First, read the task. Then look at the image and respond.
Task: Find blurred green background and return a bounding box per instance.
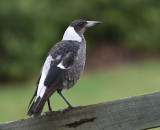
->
[0,0,160,127]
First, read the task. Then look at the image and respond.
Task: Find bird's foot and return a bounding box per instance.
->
[68,104,74,109]
[44,110,55,115]
[60,106,83,113]
[68,105,83,109]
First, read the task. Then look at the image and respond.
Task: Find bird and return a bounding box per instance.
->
[27,19,101,118]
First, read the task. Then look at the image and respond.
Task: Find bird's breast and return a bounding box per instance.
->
[62,42,86,90]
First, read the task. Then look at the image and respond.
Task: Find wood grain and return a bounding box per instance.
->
[1,91,160,130]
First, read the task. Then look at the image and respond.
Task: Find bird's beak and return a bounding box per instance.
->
[86,21,102,27]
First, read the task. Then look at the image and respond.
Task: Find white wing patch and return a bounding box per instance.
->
[37,74,46,98]
[37,55,53,98]
[56,55,61,60]
[57,61,66,69]
[62,26,82,42]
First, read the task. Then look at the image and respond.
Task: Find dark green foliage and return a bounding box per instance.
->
[0,0,160,81]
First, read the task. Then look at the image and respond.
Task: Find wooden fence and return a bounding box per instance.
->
[1,91,160,130]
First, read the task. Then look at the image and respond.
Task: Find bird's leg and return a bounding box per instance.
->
[44,99,54,114]
[47,99,52,112]
[57,90,73,108]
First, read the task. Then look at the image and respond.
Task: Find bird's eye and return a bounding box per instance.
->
[78,22,85,27]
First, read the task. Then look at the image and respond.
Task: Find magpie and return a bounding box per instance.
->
[27,19,101,118]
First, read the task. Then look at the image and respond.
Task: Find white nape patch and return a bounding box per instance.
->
[56,55,61,60]
[57,61,66,69]
[37,55,53,98]
[62,26,82,42]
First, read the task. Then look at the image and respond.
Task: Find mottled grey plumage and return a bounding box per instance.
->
[27,19,101,117]
[50,39,86,91]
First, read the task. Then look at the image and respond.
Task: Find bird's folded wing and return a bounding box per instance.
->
[44,52,75,87]
[43,40,80,87]
[33,52,76,113]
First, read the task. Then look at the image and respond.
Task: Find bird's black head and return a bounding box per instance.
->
[70,19,101,35]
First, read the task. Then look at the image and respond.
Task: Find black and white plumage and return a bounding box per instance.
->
[27,19,101,117]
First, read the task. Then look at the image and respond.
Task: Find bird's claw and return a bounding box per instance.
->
[44,110,55,115]
[60,106,82,113]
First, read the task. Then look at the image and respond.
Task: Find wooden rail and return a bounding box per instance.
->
[1,91,160,130]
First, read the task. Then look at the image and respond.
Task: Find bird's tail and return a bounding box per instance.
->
[27,87,58,118]
[27,96,45,118]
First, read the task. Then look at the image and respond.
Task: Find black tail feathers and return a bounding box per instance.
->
[27,96,41,117]
[33,106,44,118]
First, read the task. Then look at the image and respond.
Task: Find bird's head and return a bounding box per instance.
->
[62,19,101,42]
[70,19,101,34]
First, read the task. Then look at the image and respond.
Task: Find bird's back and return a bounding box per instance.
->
[49,39,86,91]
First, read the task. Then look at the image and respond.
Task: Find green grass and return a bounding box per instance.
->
[0,59,160,128]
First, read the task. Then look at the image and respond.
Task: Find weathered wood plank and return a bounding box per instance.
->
[1,91,160,130]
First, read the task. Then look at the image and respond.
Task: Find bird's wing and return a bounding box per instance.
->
[44,52,75,87]
[34,41,79,113]
[44,40,79,87]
